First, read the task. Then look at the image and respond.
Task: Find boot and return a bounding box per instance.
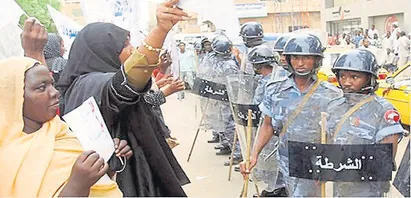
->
[224,156,243,166]
[207,135,219,143]
[214,144,225,150]
[260,187,288,197]
[215,147,231,155]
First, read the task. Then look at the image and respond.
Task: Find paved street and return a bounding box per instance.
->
[162,91,409,197]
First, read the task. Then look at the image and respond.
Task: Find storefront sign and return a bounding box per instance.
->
[235,3,267,18]
[332,6,351,20]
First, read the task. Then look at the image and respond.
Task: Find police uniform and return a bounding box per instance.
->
[326,94,404,197]
[258,33,344,197]
[199,36,242,157]
[259,77,342,197]
[326,49,404,197]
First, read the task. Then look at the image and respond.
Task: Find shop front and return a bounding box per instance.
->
[328,18,361,35]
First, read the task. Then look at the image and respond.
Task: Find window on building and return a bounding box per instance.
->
[72,9,83,17]
[325,0,334,8]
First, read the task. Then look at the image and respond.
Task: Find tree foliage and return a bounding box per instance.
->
[16,0,61,32]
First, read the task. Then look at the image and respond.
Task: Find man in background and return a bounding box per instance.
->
[177,42,196,99]
[368,25,379,39]
[398,31,410,67]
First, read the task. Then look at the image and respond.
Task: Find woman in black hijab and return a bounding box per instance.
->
[57,0,190,196]
[43,33,67,82]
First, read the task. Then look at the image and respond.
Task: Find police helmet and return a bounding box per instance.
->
[283,33,324,57]
[332,49,379,92]
[273,34,293,53]
[332,49,379,77]
[211,35,232,56]
[239,22,264,39]
[283,34,325,76]
[247,45,278,65]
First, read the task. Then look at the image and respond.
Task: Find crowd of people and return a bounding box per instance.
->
[0,0,408,196]
[328,23,411,72]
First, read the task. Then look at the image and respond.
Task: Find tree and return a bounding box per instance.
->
[15,0,61,32]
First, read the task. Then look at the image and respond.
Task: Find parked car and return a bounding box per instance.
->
[375,63,410,127]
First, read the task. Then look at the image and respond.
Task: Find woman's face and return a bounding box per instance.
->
[23,65,60,123]
[118,35,134,64]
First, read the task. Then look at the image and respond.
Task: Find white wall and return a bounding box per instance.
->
[321,0,411,33]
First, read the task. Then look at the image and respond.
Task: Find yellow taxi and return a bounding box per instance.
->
[376,63,411,127]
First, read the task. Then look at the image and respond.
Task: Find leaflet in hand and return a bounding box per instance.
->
[63,97,114,162]
[176,0,201,13]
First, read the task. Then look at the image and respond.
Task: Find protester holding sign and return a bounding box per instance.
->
[0,18,125,197]
[57,0,190,196]
[326,49,403,197]
[240,34,343,196]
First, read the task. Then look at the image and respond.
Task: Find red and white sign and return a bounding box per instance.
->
[384,15,398,33]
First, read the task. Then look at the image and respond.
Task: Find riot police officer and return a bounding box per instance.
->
[248,45,279,104]
[240,33,342,197]
[273,33,293,69]
[327,49,403,197]
[247,45,288,197]
[238,22,266,74]
[198,36,242,164]
[247,43,290,197]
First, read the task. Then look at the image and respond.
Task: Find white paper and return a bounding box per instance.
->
[63,97,115,162]
[47,5,83,59]
[176,0,201,13]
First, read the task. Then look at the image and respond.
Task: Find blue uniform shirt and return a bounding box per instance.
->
[259,76,342,197]
[326,93,404,197]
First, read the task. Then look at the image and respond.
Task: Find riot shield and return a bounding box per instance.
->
[393,141,410,197]
[226,74,277,190]
[285,93,401,197]
[193,53,230,134]
[187,53,240,162]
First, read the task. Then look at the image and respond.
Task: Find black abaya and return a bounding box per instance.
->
[57,22,190,197]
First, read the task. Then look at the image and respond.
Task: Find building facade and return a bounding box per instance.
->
[178,0,322,34]
[321,0,411,36]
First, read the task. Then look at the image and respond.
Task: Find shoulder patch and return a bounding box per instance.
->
[384,110,401,124]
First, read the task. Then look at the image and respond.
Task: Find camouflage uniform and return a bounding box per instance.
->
[259,77,342,197]
[326,94,404,197]
[199,53,241,156]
